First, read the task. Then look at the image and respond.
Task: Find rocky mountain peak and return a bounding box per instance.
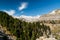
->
[49,9,60,14]
[40,9,60,21]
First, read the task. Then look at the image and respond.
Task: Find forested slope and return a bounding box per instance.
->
[0,11,51,40]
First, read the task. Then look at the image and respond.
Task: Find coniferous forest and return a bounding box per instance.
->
[0,11,51,40]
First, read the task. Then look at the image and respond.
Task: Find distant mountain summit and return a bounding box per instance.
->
[49,9,60,14]
[40,9,60,21]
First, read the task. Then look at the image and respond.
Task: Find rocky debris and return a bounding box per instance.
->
[36,35,57,40]
[0,24,16,40]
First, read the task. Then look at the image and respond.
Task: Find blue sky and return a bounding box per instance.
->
[0,0,60,16]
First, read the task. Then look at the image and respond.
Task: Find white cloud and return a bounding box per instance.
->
[19,2,28,11]
[4,10,15,15]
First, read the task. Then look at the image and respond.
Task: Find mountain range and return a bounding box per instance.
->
[40,9,60,21]
[15,9,60,22]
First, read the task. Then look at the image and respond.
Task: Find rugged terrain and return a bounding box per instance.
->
[38,9,60,40]
[0,24,16,40]
[0,9,60,40]
[16,9,60,40]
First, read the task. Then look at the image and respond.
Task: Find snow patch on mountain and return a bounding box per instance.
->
[19,15,40,22]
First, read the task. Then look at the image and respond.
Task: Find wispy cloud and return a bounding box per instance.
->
[4,10,15,15]
[19,2,28,11]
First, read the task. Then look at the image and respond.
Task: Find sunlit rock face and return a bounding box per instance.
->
[36,37,56,40]
[49,9,60,14]
[40,9,60,20]
[36,35,57,40]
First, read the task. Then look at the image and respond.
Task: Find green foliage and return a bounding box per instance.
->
[0,11,51,40]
